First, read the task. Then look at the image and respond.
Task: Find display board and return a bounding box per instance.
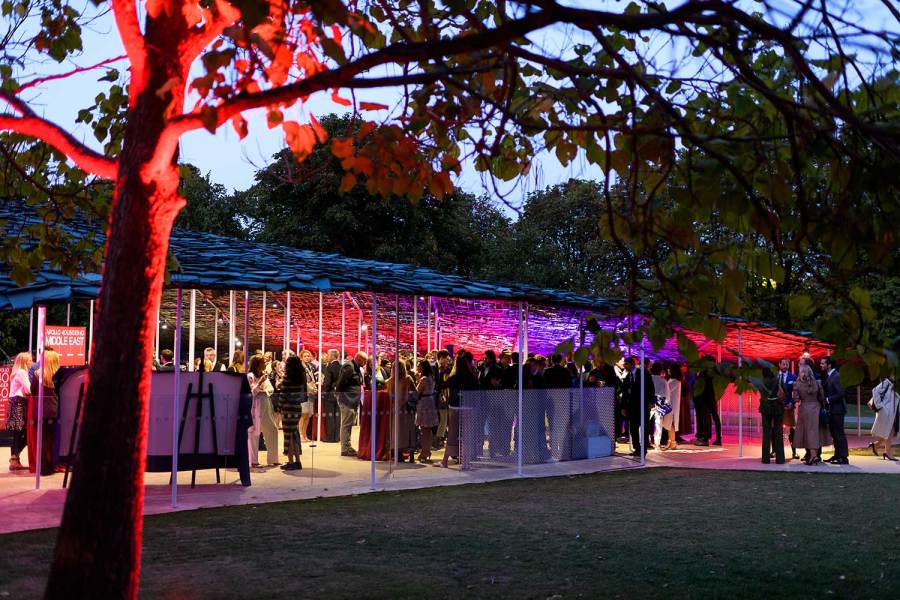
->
[45,325,87,366]
[57,369,248,473]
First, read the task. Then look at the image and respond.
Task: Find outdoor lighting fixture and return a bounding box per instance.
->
[161,323,168,330]
[361,324,368,331]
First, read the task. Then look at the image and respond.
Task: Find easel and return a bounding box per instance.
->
[173,365,221,488]
[62,382,85,489]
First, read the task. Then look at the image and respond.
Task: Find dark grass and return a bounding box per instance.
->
[1,468,899,599]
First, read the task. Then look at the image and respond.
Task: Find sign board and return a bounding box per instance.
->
[44,325,87,367]
[0,364,10,430]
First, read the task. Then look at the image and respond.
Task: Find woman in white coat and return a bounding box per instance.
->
[662,364,683,450]
[868,377,899,461]
[248,354,280,467]
[650,362,669,449]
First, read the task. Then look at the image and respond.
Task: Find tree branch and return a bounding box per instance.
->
[111,0,148,105]
[0,92,118,179]
[17,55,128,93]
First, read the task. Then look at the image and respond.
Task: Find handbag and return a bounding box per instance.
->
[655,395,672,416]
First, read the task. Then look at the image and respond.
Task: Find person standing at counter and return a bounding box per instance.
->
[336,352,367,457]
[7,352,32,471]
[28,349,61,475]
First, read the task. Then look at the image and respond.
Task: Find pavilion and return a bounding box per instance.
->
[0,204,833,497]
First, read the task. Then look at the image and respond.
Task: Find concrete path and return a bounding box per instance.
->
[2,431,895,535]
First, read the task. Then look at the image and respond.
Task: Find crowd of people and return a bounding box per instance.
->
[7,343,898,475]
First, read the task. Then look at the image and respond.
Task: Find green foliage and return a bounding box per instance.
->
[240,114,511,278]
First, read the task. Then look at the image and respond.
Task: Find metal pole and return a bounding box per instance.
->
[413,297,418,371]
[243,291,250,371]
[640,338,646,466]
[341,292,346,360]
[155,304,161,362]
[738,328,744,458]
[66,303,71,326]
[357,306,362,353]
[426,296,432,353]
[188,290,196,371]
[35,306,46,489]
[262,291,267,354]
[28,306,33,354]
[229,290,236,362]
[394,295,400,465]
[857,386,862,437]
[88,300,94,361]
[517,302,524,476]
[213,308,218,363]
[285,291,291,355]
[371,294,378,490]
[172,289,183,507]
[318,292,324,441]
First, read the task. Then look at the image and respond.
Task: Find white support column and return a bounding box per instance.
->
[285,292,292,356]
[394,295,400,465]
[228,291,236,362]
[172,289,183,507]
[243,291,250,371]
[523,305,529,356]
[87,300,94,361]
[188,290,196,371]
[317,292,324,440]
[28,306,34,354]
[341,292,346,360]
[640,338,646,467]
[357,306,362,354]
[738,328,744,458]
[261,291,267,354]
[66,303,71,326]
[426,296,432,353]
[155,304,161,362]
[370,294,378,491]
[413,297,418,371]
[213,308,218,362]
[35,306,46,489]
[517,302,524,476]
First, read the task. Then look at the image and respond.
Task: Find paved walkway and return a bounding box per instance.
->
[2,431,896,535]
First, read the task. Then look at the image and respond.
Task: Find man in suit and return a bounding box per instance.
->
[318,349,342,442]
[203,347,227,372]
[156,349,175,372]
[778,358,799,459]
[623,357,654,457]
[821,356,849,464]
[335,351,367,456]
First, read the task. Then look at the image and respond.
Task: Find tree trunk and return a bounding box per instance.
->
[45,22,185,596]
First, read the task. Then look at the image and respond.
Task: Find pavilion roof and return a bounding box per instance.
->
[0,203,832,361]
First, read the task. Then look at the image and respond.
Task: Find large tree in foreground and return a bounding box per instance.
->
[0,0,898,596]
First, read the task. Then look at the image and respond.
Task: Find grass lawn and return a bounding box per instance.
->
[2,468,899,599]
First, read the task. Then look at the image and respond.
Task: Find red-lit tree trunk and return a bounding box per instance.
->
[45,14,186,598]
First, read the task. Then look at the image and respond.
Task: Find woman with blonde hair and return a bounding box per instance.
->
[28,349,61,475]
[227,350,245,374]
[868,376,899,461]
[792,363,831,465]
[7,352,33,471]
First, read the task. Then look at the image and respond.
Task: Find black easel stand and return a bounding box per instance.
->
[62,382,85,489]
[173,366,221,488]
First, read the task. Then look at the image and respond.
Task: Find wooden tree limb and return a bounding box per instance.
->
[0,92,117,179]
[111,0,148,104]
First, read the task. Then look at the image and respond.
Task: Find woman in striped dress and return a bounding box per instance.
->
[275,355,306,471]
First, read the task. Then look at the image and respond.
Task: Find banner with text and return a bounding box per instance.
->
[45,325,87,367]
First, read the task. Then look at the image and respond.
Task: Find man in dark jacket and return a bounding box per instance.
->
[335,351,367,456]
[623,356,654,457]
[821,356,849,464]
[319,349,343,442]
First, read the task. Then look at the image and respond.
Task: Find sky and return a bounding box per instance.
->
[14,1,896,213]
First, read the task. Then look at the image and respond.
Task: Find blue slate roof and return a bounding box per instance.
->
[0,202,624,314]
